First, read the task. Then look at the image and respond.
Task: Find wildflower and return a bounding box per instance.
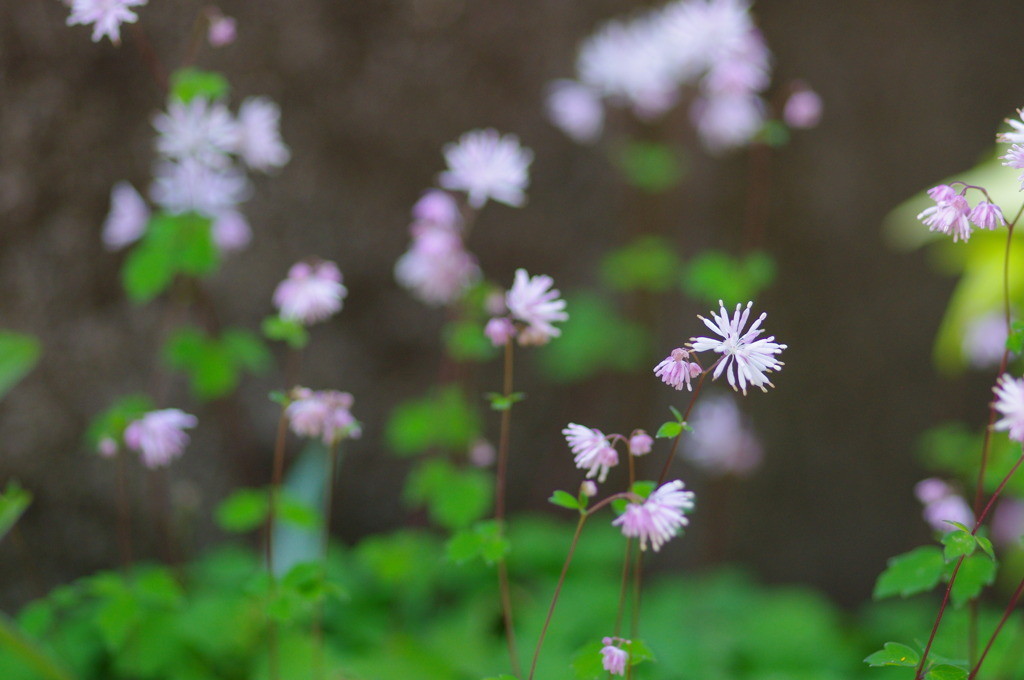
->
[150,158,251,216]
[97,436,118,458]
[273,260,347,325]
[963,313,1009,368]
[505,269,568,344]
[286,388,361,445]
[394,227,480,306]
[969,201,1006,230]
[66,0,147,45]
[580,480,598,497]
[545,80,604,143]
[233,97,290,172]
[211,210,252,252]
[993,374,1024,442]
[124,408,198,468]
[412,189,461,229]
[102,181,149,250]
[438,129,533,209]
[783,85,823,129]
[468,438,496,467]
[914,478,973,533]
[689,301,786,395]
[153,98,237,168]
[207,14,236,47]
[562,423,618,483]
[997,109,1024,145]
[690,92,764,152]
[601,638,629,676]
[484,317,516,347]
[685,394,762,476]
[1003,145,1024,188]
[992,498,1024,547]
[629,430,654,456]
[612,479,695,551]
[653,347,702,391]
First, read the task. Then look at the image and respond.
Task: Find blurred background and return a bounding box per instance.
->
[3,0,1024,613]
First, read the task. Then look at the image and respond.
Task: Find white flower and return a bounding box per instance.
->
[211,210,252,253]
[233,97,290,172]
[273,260,347,325]
[505,269,568,344]
[438,129,533,209]
[562,423,618,482]
[690,92,764,153]
[612,480,695,552]
[124,408,198,468]
[689,300,786,395]
[993,374,1024,442]
[153,98,237,168]
[102,181,149,250]
[66,0,147,45]
[150,158,251,216]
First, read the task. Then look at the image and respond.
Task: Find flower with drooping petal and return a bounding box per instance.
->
[685,394,762,476]
[653,347,703,391]
[993,373,1024,442]
[629,430,654,456]
[233,97,290,172]
[438,129,533,209]
[563,423,618,482]
[969,201,1005,231]
[484,317,516,347]
[580,480,598,497]
[273,260,347,325]
[505,269,568,344]
[546,79,604,143]
[124,408,198,469]
[102,181,150,250]
[1003,144,1024,189]
[153,98,237,168]
[917,188,972,242]
[66,0,147,45]
[612,479,695,551]
[601,638,629,676]
[689,301,786,395]
[286,388,361,445]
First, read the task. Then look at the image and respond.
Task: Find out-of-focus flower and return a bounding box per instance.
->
[563,423,618,483]
[580,480,598,497]
[154,98,237,168]
[916,186,972,243]
[914,478,973,533]
[629,430,654,456]
[783,86,823,129]
[150,158,251,216]
[395,226,480,306]
[102,181,150,250]
[1002,145,1024,188]
[685,394,762,476]
[653,347,703,391]
[691,92,764,153]
[438,129,533,209]
[963,313,1009,369]
[286,388,361,445]
[969,201,1005,231]
[412,189,461,228]
[505,269,568,344]
[207,14,236,47]
[233,97,290,172]
[97,436,118,458]
[211,210,252,252]
[612,479,695,551]
[468,438,496,467]
[66,0,147,45]
[484,317,516,347]
[273,260,347,325]
[994,374,1024,442]
[545,80,604,143]
[998,109,1024,145]
[992,498,1024,547]
[124,408,198,468]
[689,300,786,395]
[601,638,629,676]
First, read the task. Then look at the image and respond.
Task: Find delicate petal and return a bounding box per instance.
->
[563,423,618,482]
[66,0,147,44]
[993,373,1024,442]
[685,394,762,475]
[601,639,629,676]
[102,181,150,250]
[124,408,197,468]
[612,480,695,551]
[505,269,568,344]
[438,129,533,209]
[153,98,237,167]
[969,201,1006,230]
[653,347,702,391]
[286,388,361,445]
[233,97,290,172]
[545,79,604,143]
[688,300,786,395]
[395,225,480,306]
[273,260,347,325]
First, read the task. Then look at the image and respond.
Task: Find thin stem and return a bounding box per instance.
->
[115,449,134,570]
[968,573,1024,680]
[527,514,587,680]
[658,370,710,485]
[264,408,289,680]
[613,539,634,637]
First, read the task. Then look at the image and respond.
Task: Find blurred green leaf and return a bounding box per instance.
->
[85,394,155,451]
[0,332,40,400]
[948,553,996,607]
[926,664,968,680]
[446,520,508,565]
[215,488,270,533]
[404,460,491,530]
[0,482,31,544]
[262,315,309,350]
[170,68,230,103]
[122,213,218,303]
[681,250,776,306]
[164,326,267,401]
[656,421,683,439]
[874,546,945,599]
[443,319,497,362]
[615,141,684,193]
[220,329,271,373]
[485,392,525,412]
[548,490,580,511]
[863,641,920,667]
[1008,321,1024,354]
[386,386,480,457]
[941,530,976,562]
[601,236,682,293]
[276,490,321,530]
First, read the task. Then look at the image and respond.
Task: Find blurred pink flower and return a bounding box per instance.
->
[914,478,973,533]
[439,129,533,209]
[150,158,251,216]
[395,226,480,306]
[66,0,147,45]
[546,79,604,143]
[612,479,695,551]
[484,317,516,347]
[994,374,1024,442]
[233,97,290,172]
[629,430,654,456]
[286,388,361,445]
[563,423,618,483]
[273,260,347,325]
[124,408,198,468]
[412,189,461,228]
[102,181,149,250]
[154,98,237,168]
[685,394,762,476]
[783,86,823,129]
[211,210,252,252]
[207,14,236,47]
[601,638,629,676]
[506,269,568,344]
[653,347,702,391]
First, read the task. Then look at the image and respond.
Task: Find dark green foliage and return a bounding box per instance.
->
[385,386,480,457]
[0,331,40,400]
[614,141,684,193]
[170,68,230,103]
[681,250,776,306]
[601,236,682,293]
[163,326,270,400]
[122,213,219,303]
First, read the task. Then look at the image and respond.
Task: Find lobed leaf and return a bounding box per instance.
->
[873,546,945,599]
[863,641,920,667]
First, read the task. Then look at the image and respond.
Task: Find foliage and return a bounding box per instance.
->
[0,331,41,400]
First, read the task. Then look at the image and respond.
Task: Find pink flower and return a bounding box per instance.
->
[580,480,598,497]
[124,408,198,468]
[286,388,361,445]
[102,181,149,250]
[689,301,786,395]
[612,480,695,552]
[545,80,604,143]
[97,436,118,458]
[207,14,236,47]
[505,269,568,344]
[963,313,1009,369]
[438,129,533,209]
[998,109,1024,145]
[685,394,762,476]
[653,347,703,391]
[394,226,480,306]
[992,498,1024,547]
[484,317,516,347]
[629,430,654,456]
[691,92,764,153]
[153,98,237,168]
[917,188,972,242]
[412,190,461,228]
[993,374,1024,442]
[969,201,1005,231]
[601,638,629,676]
[233,97,290,172]
[66,0,147,45]
[783,86,823,129]
[562,423,618,483]
[273,260,347,325]
[150,158,251,216]
[211,210,252,253]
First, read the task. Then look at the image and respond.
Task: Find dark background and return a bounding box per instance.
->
[2,0,1021,610]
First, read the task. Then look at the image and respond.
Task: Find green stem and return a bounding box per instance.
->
[658,369,710,485]
[0,612,75,680]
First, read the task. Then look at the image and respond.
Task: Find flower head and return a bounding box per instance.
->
[916,187,973,242]
[685,394,762,476]
[505,269,568,344]
[689,301,786,395]
[286,388,361,445]
[102,181,150,250]
[545,80,604,143]
[601,638,629,676]
[124,408,198,468]
[562,423,619,483]
[994,373,1024,442]
[484,317,516,347]
[969,201,1006,231]
[783,85,822,129]
[66,0,147,45]
[233,97,290,172]
[998,109,1024,145]
[207,14,236,47]
[412,190,462,228]
[438,129,533,209]
[153,98,237,168]
[629,430,654,456]
[211,210,252,252]
[914,478,973,533]
[150,158,251,216]
[653,347,703,391]
[395,226,480,306]
[612,479,695,551]
[273,260,347,325]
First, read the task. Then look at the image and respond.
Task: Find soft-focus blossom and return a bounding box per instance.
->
[916,185,972,243]
[580,480,598,497]
[969,201,1005,230]
[629,430,654,456]
[914,478,973,533]
[468,438,496,467]
[484,317,516,347]
[612,479,695,551]
[395,226,480,306]
[601,638,629,676]
[545,80,604,143]
[124,408,198,468]
[207,14,236,47]
[563,423,619,483]
[233,97,290,172]
[691,92,764,153]
[653,347,703,391]
[963,313,1010,368]
[286,388,361,445]
[992,498,1024,547]
[1002,144,1024,188]
[102,181,150,250]
[154,98,237,168]
[689,301,786,395]
[412,189,462,228]
[783,86,823,129]
[438,129,533,209]
[97,436,118,458]
[66,0,147,44]
[998,109,1024,145]
[273,260,347,325]
[914,477,954,505]
[505,269,568,344]
[993,374,1024,442]
[150,158,251,216]
[211,210,252,252]
[685,394,762,476]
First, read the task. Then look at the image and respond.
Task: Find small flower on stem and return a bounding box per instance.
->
[286,388,361,445]
[505,269,568,345]
[916,185,972,242]
[233,97,290,172]
[629,430,654,456]
[438,129,533,209]
[914,478,973,533]
[969,201,1006,231]
[653,347,702,391]
[993,373,1024,442]
[998,109,1024,145]
[612,479,695,552]
[783,85,822,129]
[273,260,347,325]
[66,0,147,45]
[484,317,516,347]
[601,637,629,676]
[124,408,198,469]
[562,423,618,483]
[412,189,461,229]
[689,301,786,395]
[207,13,236,47]
[153,98,237,168]
[580,480,598,497]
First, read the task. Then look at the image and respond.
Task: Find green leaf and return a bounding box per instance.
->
[656,421,683,439]
[220,329,271,373]
[925,664,968,680]
[446,520,509,565]
[631,481,657,499]
[757,119,791,147]
[444,319,498,362]
[275,490,321,530]
[942,530,977,561]
[485,392,525,412]
[976,534,995,560]
[601,236,682,293]
[549,490,580,511]
[215,488,270,533]
[483,676,519,680]
[681,250,776,306]
[0,481,31,544]
[1007,320,1024,354]
[121,213,218,303]
[0,332,41,400]
[949,553,997,607]
[170,68,230,103]
[404,460,492,530]
[668,405,683,422]
[122,230,176,302]
[863,642,920,667]
[262,315,309,349]
[386,386,480,456]
[86,394,155,451]
[615,141,684,193]
[873,546,945,599]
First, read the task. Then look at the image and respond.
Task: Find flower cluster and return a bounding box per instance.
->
[916,184,1004,243]
[103,94,290,253]
[123,408,198,469]
[273,260,347,326]
[66,0,147,45]
[485,269,569,347]
[914,478,973,534]
[653,347,703,391]
[612,480,696,551]
[684,393,763,476]
[286,388,361,446]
